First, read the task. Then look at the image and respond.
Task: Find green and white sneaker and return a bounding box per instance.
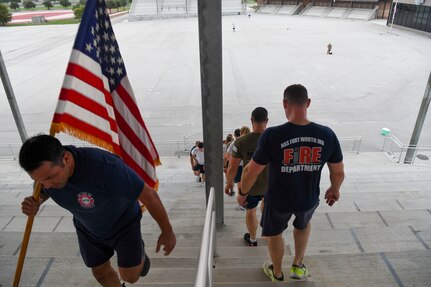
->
[289,264,310,279]
[262,261,284,282]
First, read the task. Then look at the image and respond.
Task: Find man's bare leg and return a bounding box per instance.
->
[91,261,122,287]
[245,208,258,241]
[293,223,311,266]
[267,233,284,278]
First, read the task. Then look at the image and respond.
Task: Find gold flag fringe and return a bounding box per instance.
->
[50,122,116,154]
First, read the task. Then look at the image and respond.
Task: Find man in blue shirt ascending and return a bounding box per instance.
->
[20,135,176,287]
[239,84,345,282]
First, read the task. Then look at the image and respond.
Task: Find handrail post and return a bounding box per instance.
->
[194,187,216,287]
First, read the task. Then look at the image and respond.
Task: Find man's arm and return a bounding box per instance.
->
[138,184,176,255]
[237,159,266,205]
[224,157,240,195]
[192,152,198,165]
[324,161,345,206]
[190,155,194,169]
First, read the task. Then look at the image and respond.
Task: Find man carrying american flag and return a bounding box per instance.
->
[16,0,176,286]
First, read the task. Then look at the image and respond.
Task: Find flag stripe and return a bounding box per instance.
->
[70,50,112,98]
[59,88,118,134]
[121,150,156,188]
[120,78,160,160]
[66,63,107,100]
[70,49,103,80]
[117,127,157,179]
[113,107,155,165]
[54,100,114,137]
[114,84,158,161]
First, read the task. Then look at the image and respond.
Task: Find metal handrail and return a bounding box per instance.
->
[193,187,216,287]
[339,136,362,154]
[0,135,364,160]
[382,135,431,165]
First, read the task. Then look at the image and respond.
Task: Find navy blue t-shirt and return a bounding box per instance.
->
[253,122,343,213]
[42,146,145,240]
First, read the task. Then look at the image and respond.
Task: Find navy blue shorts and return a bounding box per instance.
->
[234,165,243,183]
[261,201,319,237]
[195,164,205,174]
[74,214,144,268]
[243,194,264,209]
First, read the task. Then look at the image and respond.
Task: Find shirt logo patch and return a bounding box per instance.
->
[77,192,95,209]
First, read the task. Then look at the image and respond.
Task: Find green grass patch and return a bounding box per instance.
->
[7,18,79,26]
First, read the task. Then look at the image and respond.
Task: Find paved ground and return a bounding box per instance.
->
[0,14,430,151]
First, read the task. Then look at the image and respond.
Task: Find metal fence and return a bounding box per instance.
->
[382,135,431,166]
[339,136,362,154]
[0,135,363,161]
[193,187,216,287]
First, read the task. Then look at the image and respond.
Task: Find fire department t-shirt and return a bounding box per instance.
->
[42,146,144,240]
[252,122,343,213]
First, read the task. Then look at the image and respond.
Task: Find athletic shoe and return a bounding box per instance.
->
[140,240,151,277]
[243,233,257,247]
[262,261,284,282]
[289,264,309,279]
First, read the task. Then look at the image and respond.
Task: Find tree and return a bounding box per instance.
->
[43,0,53,9]
[0,3,11,26]
[59,0,70,8]
[116,0,126,11]
[106,0,116,13]
[10,1,19,9]
[72,3,84,19]
[23,0,36,9]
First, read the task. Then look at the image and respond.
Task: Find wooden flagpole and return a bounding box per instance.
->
[12,182,42,287]
[13,131,54,286]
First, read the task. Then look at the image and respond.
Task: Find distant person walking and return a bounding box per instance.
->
[190,141,201,182]
[240,84,344,282]
[192,142,205,183]
[224,128,241,196]
[226,107,269,246]
[327,43,333,55]
[232,23,236,32]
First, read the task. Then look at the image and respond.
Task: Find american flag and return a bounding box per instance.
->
[50,0,160,189]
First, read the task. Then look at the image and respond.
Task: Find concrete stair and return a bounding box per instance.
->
[1,152,431,286]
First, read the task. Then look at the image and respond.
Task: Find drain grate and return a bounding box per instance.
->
[416,154,429,161]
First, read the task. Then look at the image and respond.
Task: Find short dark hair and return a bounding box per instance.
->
[251,107,268,123]
[283,84,308,105]
[19,134,66,172]
[225,134,233,143]
[198,142,204,148]
[234,129,241,138]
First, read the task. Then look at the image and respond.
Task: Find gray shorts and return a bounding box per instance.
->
[261,201,319,237]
